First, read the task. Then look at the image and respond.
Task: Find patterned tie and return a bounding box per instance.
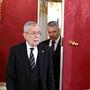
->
[51,41,55,51]
[29,48,35,68]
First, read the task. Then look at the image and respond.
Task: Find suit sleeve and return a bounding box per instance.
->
[47,48,55,90]
[6,47,16,90]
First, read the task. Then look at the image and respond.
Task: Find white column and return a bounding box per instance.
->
[38,0,48,42]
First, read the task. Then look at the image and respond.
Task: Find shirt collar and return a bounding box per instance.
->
[50,36,60,44]
[26,41,37,50]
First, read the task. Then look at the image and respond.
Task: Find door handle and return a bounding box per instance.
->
[69,40,79,46]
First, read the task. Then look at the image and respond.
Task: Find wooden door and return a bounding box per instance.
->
[62,0,90,90]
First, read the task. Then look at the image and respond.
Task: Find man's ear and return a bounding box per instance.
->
[23,33,27,40]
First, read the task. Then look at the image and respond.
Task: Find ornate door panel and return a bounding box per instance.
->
[63,0,90,90]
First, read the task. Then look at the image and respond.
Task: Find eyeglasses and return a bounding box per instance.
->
[27,32,41,36]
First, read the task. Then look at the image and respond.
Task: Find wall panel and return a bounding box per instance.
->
[0,0,37,81]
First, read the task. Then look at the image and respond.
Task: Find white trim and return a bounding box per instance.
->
[59,0,65,90]
[37,0,40,23]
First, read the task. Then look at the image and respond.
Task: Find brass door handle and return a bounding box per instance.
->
[69,40,79,46]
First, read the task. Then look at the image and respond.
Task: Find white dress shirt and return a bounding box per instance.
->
[26,41,38,64]
[49,36,60,51]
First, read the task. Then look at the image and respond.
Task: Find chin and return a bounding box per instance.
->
[34,42,39,46]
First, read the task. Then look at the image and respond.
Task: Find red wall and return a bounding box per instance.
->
[0,0,38,81]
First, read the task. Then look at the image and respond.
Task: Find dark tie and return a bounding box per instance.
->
[51,41,55,51]
[29,48,35,68]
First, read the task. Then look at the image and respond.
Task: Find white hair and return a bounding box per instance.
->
[23,21,38,32]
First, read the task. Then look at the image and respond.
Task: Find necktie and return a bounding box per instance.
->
[29,48,35,68]
[51,41,55,51]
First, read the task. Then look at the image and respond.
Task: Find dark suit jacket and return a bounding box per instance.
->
[40,38,61,90]
[6,42,55,90]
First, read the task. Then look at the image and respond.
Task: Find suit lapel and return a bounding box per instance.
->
[37,46,45,69]
[37,45,46,79]
[46,39,50,45]
[55,39,60,52]
[20,43,30,78]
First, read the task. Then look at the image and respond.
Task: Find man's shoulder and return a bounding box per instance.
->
[40,39,50,45]
[38,42,49,48]
[11,42,26,50]
[38,42,53,52]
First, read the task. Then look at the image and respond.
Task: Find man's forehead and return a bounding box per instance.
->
[48,27,57,31]
[48,30,57,33]
[29,26,40,31]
